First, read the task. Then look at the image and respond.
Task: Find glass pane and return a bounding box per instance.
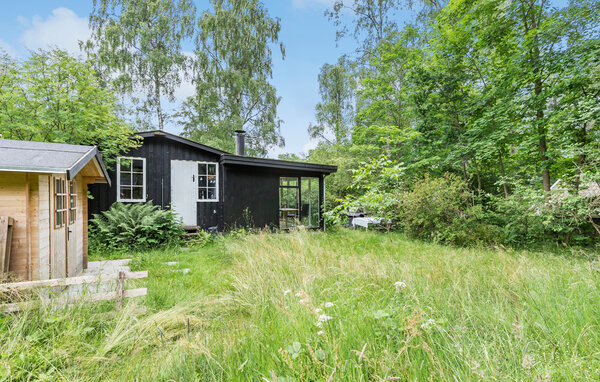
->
[207,175,216,187]
[207,164,216,175]
[132,173,144,186]
[280,177,298,187]
[120,174,131,186]
[279,187,298,209]
[198,175,206,187]
[69,181,74,194]
[70,195,75,209]
[132,187,143,200]
[132,159,144,172]
[198,163,207,176]
[120,158,131,172]
[120,187,131,200]
[207,188,216,200]
[301,177,320,227]
[199,188,207,200]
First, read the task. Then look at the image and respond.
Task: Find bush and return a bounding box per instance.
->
[90,202,184,250]
[398,174,500,246]
[491,184,597,246]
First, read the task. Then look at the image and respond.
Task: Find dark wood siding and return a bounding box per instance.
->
[222,164,325,230]
[88,135,222,230]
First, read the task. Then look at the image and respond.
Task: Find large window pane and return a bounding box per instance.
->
[301,177,320,227]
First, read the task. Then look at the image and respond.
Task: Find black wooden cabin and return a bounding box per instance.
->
[88,131,337,231]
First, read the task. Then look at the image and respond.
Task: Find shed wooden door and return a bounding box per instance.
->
[50,176,67,278]
[66,180,79,276]
[171,160,197,226]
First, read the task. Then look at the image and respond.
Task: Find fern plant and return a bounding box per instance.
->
[90,202,184,250]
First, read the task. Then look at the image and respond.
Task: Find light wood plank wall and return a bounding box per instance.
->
[0,172,28,279]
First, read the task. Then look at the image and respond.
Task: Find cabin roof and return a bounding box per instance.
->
[221,154,337,174]
[137,130,338,174]
[136,130,228,155]
[0,139,111,185]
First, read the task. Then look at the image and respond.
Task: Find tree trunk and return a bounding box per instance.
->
[498,149,509,197]
[155,80,164,131]
[575,122,588,193]
[473,156,482,195]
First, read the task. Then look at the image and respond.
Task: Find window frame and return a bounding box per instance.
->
[197,161,219,202]
[116,156,147,203]
[68,180,77,224]
[54,177,67,229]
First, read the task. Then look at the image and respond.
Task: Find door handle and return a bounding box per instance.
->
[192,175,195,182]
[68,228,72,240]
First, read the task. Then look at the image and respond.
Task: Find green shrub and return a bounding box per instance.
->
[90,202,184,250]
[491,184,597,246]
[398,174,500,245]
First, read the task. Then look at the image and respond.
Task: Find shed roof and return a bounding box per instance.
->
[0,139,111,185]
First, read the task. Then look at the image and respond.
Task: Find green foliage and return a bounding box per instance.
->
[3,230,600,380]
[308,57,355,145]
[398,174,499,245]
[90,202,184,250]
[178,0,284,157]
[0,49,138,167]
[87,0,197,130]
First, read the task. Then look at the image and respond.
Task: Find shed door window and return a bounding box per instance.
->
[117,157,146,202]
[69,181,77,224]
[198,163,218,201]
[54,178,67,228]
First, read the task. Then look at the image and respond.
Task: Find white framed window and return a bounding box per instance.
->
[117,156,146,202]
[197,162,219,202]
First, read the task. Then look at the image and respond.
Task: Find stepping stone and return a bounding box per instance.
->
[163,261,179,266]
[176,268,190,274]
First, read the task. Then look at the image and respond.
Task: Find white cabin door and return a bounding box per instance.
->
[171,160,197,226]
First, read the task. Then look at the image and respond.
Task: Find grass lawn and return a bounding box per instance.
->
[1,229,599,381]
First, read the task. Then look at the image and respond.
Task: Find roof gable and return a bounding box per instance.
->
[0,139,111,185]
[136,130,228,155]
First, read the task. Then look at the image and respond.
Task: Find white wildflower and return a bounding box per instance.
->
[324,302,334,308]
[318,314,333,323]
[295,292,302,298]
[317,330,325,336]
[420,318,436,329]
[299,299,308,305]
[394,281,407,289]
[315,321,323,328]
[315,308,323,314]
[284,289,292,296]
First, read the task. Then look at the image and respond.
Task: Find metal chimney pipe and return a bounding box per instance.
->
[235,130,246,156]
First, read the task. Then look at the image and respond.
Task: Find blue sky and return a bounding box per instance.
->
[0,0,360,157]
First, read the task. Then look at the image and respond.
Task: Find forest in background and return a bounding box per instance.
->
[302,0,600,247]
[1,0,600,246]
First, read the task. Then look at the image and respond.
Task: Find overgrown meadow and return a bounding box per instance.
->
[1,229,599,380]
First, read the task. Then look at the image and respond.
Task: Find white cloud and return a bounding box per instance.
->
[0,39,17,57]
[20,8,90,56]
[292,0,336,10]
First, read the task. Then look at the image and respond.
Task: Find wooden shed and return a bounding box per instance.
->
[0,139,110,281]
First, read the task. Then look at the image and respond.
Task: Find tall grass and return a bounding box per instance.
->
[1,229,599,380]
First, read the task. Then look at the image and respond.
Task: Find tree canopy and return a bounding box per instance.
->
[0,49,138,167]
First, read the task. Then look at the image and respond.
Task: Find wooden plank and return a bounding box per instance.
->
[2,288,147,313]
[0,217,14,276]
[0,270,148,291]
